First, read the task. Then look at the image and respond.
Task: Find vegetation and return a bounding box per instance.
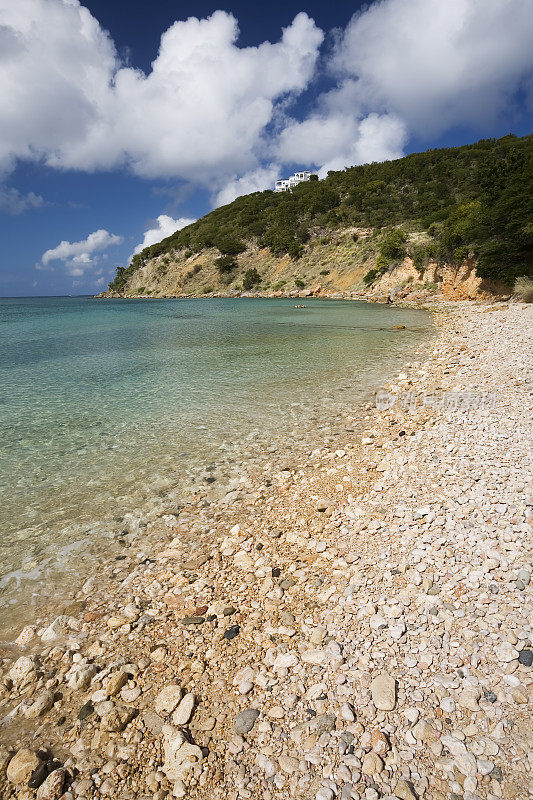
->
[242,268,261,290]
[109,134,533,293]
[215,255,237,273]
[514,276,533,302]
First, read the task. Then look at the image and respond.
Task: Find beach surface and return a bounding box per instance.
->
[0,301,531,800]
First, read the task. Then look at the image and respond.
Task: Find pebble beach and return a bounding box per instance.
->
[0,301,531,800]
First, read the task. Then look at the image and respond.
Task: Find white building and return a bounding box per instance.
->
[274,170,312,192]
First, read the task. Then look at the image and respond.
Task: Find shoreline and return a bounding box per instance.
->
[1,301,531,800]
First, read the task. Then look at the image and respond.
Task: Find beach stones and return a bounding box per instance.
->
[7,656,37,690]
[370,672,397,711]
[36,768,66,800]
[155,685,183,715]
[234,708,259,735]
[172,693,195,726]
[6,748,41,785]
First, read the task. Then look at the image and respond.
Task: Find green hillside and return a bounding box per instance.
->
[109,134,533,293]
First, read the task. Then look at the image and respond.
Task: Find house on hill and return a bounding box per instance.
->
[274,170,312,192]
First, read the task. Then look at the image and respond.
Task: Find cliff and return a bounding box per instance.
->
[101,134,532,300]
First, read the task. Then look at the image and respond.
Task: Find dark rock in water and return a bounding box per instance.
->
[78,701,94,720]
[233,708,259,734]
[223,625,240,640]
[181,616,205,625]
[518,649,532,666]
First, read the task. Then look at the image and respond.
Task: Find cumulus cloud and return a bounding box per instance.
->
[39,229,123,275]
[1,0,532,212]
[331,0,533,137]
[0,1,323,184]
[133,215,196,256]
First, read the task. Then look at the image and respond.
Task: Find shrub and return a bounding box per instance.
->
[288,241,304,260]
[216,235,246,255]
[242,268,261,290]
[215,255,237,273]
[295,278,305,288]
[352,233,359,242]
[137,287,146,294]
[202,286,214,294]
[514,276,533,302]
[320,270,330,275]
[379,229,407,261]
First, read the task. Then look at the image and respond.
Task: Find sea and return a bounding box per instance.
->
[0,296,432,641]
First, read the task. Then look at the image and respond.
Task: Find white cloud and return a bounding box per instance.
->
[133,214,196,256]
[40,229,123,275]
[0,186,44,214]
[214,165,281,207]
[331,0,533,137]
[0,1,323,184]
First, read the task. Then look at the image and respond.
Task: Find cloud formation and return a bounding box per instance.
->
[331,0,533,137]
[40,229,123,275]
[1,0,532,212]
[133,215,196,256]
[0,1,323,184]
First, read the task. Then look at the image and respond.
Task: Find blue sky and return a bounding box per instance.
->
[1,0,532,296]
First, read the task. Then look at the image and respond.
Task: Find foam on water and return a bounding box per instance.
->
[0,296,433,640]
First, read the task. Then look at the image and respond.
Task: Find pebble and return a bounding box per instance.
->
[234,708,260,735]
[370,672,396,711]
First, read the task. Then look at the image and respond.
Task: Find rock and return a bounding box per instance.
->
[141,709,164,736]
[370,672,397,711]
[155,685,183,716]
[518,649,532,666]
[15,625,37,646]
[105,670,128,697]
[6,748,40,785]
[171,693,195,726]
[223,625,240,640]
[362,751,384,775]
[394,778,418,800]
[68,664,98,691]
[100,705,137,732]
[24,690,55,719]
[8,656,37,689]
[40,616,70,643]
[301,648,326,665]
[36,769,66,800]
[411,720,436,743]
[180,616,205,626]
[371,728,390,755]
[234,708,260,735]
[495,642,518,662]
[278,754,299,773]
[315,499,330,512]
[161,725,203,782]
[457,688,481,712]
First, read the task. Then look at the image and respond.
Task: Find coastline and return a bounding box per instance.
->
[1,301,531,800]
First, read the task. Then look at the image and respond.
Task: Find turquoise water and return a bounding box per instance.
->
[0,296,432,638]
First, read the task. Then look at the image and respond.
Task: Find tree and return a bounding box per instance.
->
[242,268,261,290]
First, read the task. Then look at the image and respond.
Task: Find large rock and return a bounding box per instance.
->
[6,748,40,785]
[24,690,55,719]
[36,769,66,800]
[370,673,397,711]
[40,616,70,643]
[161,725,203,782]
[8,656,37,690]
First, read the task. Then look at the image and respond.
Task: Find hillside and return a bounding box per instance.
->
[104,134,533,299]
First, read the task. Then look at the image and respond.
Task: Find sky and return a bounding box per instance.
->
[1,0,532,296]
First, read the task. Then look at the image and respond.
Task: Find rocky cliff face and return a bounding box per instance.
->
[100,227,509,303]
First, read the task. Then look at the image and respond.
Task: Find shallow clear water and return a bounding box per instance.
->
[0,296,432,639]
